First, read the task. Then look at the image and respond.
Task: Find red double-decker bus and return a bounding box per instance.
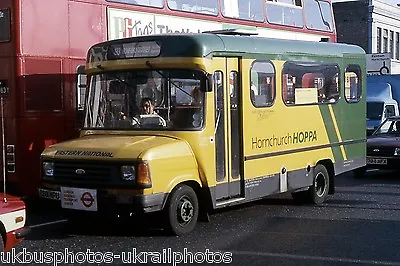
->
[0,0,336,197]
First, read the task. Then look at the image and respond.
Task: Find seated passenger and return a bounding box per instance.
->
[191,86,202,106]
[132,98,166,127]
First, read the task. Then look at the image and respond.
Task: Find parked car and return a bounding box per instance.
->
[365,116,400,172]
[0,193,29,251]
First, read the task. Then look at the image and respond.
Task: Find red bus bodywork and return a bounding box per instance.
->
[0,0,336,197]
[0,0,106,196]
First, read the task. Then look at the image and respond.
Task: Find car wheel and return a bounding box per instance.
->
[164,184,199,236]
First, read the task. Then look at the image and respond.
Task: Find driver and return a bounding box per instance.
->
[132,98,166,127]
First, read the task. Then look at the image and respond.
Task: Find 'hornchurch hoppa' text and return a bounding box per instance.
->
[252,131,317,149]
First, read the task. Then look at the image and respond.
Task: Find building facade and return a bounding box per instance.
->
[333,0,400,74]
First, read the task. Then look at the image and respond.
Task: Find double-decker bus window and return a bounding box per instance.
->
[345,65,362,103]
[24,61,63,112]
[221,0,264,22]
[168,0,218,16]
[266,0,303,28]
[303,0,333,32]
[107,0,164,8]
[0,9,11,42]
[250,61,276,107]
[282,62,340,105]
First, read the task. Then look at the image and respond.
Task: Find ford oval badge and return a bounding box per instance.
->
[75,169,85,175]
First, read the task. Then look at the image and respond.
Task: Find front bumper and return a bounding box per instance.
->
[38,186,167,214]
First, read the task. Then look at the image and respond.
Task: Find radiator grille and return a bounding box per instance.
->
[53,161,116,184]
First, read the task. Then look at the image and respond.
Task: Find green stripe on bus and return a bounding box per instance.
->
[318,105,344,162]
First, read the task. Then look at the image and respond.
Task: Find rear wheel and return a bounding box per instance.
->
[292,164,330,205]
[164,184,199,236]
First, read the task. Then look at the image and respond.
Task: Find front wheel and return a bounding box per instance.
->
[164,184,199,236]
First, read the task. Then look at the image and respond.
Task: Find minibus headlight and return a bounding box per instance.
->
[42,162,54,177]
[121,165,136,181]
[394,148,400,156]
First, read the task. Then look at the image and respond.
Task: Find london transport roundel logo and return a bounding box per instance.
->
[80,192,94,208]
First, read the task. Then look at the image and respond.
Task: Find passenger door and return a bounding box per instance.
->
[213,57,243,201]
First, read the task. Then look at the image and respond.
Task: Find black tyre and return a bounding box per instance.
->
[292,164,330,205]
[164,184,199,236]
[309,164,330,205]
[353,166,366,178]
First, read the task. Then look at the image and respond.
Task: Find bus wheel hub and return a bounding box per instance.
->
[178,197,193,223]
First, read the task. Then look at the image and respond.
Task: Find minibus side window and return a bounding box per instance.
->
[345,64,362,103]
[282,62,340,105]
[250,61,276,107]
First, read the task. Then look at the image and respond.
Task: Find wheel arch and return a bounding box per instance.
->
[162,180,212,215]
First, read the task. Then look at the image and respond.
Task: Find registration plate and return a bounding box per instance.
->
[366,157,387,165]
[38,188,60,200]
[60,187,98,212]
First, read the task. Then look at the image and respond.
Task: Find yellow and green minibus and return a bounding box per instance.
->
[39,32,366,235]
